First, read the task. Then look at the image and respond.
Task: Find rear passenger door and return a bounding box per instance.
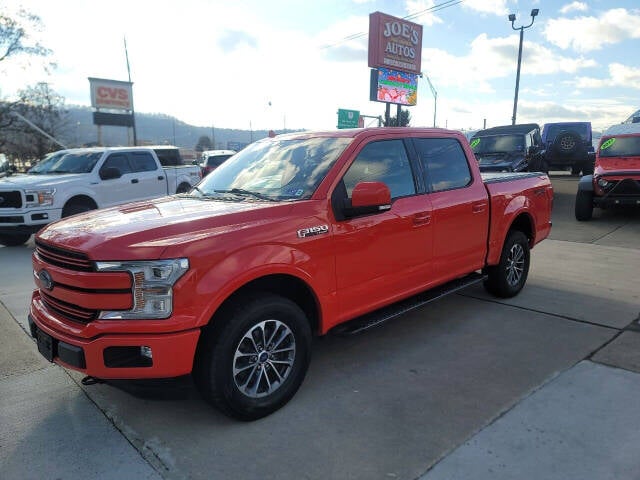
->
[128,151,167,199]
[332,138,434,321]
[412,137,489,282]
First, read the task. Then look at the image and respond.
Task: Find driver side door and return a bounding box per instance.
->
[331,138,434,323]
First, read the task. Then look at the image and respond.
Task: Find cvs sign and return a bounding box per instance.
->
[89,77,133,111]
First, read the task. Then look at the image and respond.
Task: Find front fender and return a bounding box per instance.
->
[188,243,331,329]
[578,175,594,192]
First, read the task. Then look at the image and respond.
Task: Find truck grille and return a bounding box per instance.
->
[0,191,22,208]
[609,179,640,195]
[41,292,98,324]
[35,240,94,272]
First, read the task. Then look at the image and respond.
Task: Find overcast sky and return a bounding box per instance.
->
[2,0,639,133]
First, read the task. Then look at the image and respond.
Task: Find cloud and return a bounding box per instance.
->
[424,33,596,90]
[404,0,445,26]
[560,2,588,14]
[461,0,509,16]
[544,8,640,52]
[575,63,640,89]
[217,30,258,52]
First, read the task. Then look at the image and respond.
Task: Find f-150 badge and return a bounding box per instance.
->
[297,225,329,238]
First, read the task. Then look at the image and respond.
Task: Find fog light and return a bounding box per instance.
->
[140,346,153,359]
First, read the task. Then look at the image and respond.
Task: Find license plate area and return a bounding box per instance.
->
[36,329,56,362]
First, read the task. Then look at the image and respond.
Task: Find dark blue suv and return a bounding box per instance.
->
[541,122,595,175]
[469,123,546,173]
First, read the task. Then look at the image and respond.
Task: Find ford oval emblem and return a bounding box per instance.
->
[39,269,54,291]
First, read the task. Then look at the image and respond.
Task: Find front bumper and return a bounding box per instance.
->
[0,207,62,235]
[593,195,640,208]
[29,292,201,379]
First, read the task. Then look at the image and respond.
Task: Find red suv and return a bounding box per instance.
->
[575,123,640,220]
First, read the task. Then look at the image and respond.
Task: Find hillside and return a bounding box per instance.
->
[63,106,292,150]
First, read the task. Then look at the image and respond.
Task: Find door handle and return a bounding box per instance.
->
[472,202,487,213]
[413,212,431,226]
[131,178,139,184]
[158,176,164,181]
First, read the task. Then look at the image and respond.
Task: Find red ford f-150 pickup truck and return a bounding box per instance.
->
[28,128,553,420]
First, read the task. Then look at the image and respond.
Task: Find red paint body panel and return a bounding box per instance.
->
[29,127,552,379]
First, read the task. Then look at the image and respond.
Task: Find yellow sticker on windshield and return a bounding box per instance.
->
[470,138,480,148]
[600,138,616,150]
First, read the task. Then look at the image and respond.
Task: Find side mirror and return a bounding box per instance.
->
[352,181,391,208]
[100,167,122,180]
[192,160,200,165]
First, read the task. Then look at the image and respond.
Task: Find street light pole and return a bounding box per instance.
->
[509,9,539,125]
[425,75,437,128]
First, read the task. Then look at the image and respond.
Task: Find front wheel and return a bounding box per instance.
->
[0,233,31,246]
[575,189,594,221]
[483,230,530,298]
[193,293,312,421]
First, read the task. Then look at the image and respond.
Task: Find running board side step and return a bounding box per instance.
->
[330,272,487,336]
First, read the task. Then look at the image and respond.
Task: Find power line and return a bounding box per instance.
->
[321,0,464,50]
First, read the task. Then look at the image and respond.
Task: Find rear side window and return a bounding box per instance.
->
[414,138,472,192]
[342,139,416,199]
[154,149,181,166]
[102,153,132,175]
[207,155,232,167]
[130,152,158,172]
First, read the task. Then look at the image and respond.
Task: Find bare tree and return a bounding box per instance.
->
[1,83,68,160]
[0,8,51,64]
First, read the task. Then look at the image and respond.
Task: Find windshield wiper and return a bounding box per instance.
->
[214,188,278,202]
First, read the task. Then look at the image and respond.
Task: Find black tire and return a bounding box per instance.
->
[0,233,31,246]
[193,293,312,421]
[581,160,594,175]
[176,183,191,194]
[62,201,95,218]
[483,230,530,298]
[575,189,594,221]
[571,164,581,175]
[553,130,582,156]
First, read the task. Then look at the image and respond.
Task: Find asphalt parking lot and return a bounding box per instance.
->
[1,173,639,480]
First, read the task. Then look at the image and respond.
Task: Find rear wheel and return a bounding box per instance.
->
[193,293,312,421]
[176,183,191,194]
[483,230,530,298]
[0,233,31,246]
[575,189,594,221]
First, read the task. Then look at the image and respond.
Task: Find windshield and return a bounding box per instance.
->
[544,124,589,142]
[599,136,640,158]
[28,151,102,174]
[470,134,524,154]
[192,136,352,201]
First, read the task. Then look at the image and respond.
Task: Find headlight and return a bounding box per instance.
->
[95,258,189,319]
[596,177,610,188]
[25,188,56,207]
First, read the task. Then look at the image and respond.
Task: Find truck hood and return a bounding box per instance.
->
[595,156,640,175]
[476,152,526,171]
[0,173,87,188]
[37,196,293,260]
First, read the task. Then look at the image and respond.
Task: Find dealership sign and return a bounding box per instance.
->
[368,12,423,75]
[89,77,133,111]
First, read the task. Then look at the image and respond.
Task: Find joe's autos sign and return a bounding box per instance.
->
[89,77,133,111]
[368,12,423,75]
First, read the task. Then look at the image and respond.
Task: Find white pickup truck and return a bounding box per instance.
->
[0,147,201,246]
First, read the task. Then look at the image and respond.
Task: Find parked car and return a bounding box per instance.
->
[575,122,640,220]
[199,149,236,176]
[0,146,201,246]
[28,127,553,420]
[542,121,595,175]
[469,123,546,173]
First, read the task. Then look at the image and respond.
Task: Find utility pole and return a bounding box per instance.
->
[124,37,137,145]
[424,75,437,128]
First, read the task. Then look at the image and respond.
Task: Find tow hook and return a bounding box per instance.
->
[81,376,104,386]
